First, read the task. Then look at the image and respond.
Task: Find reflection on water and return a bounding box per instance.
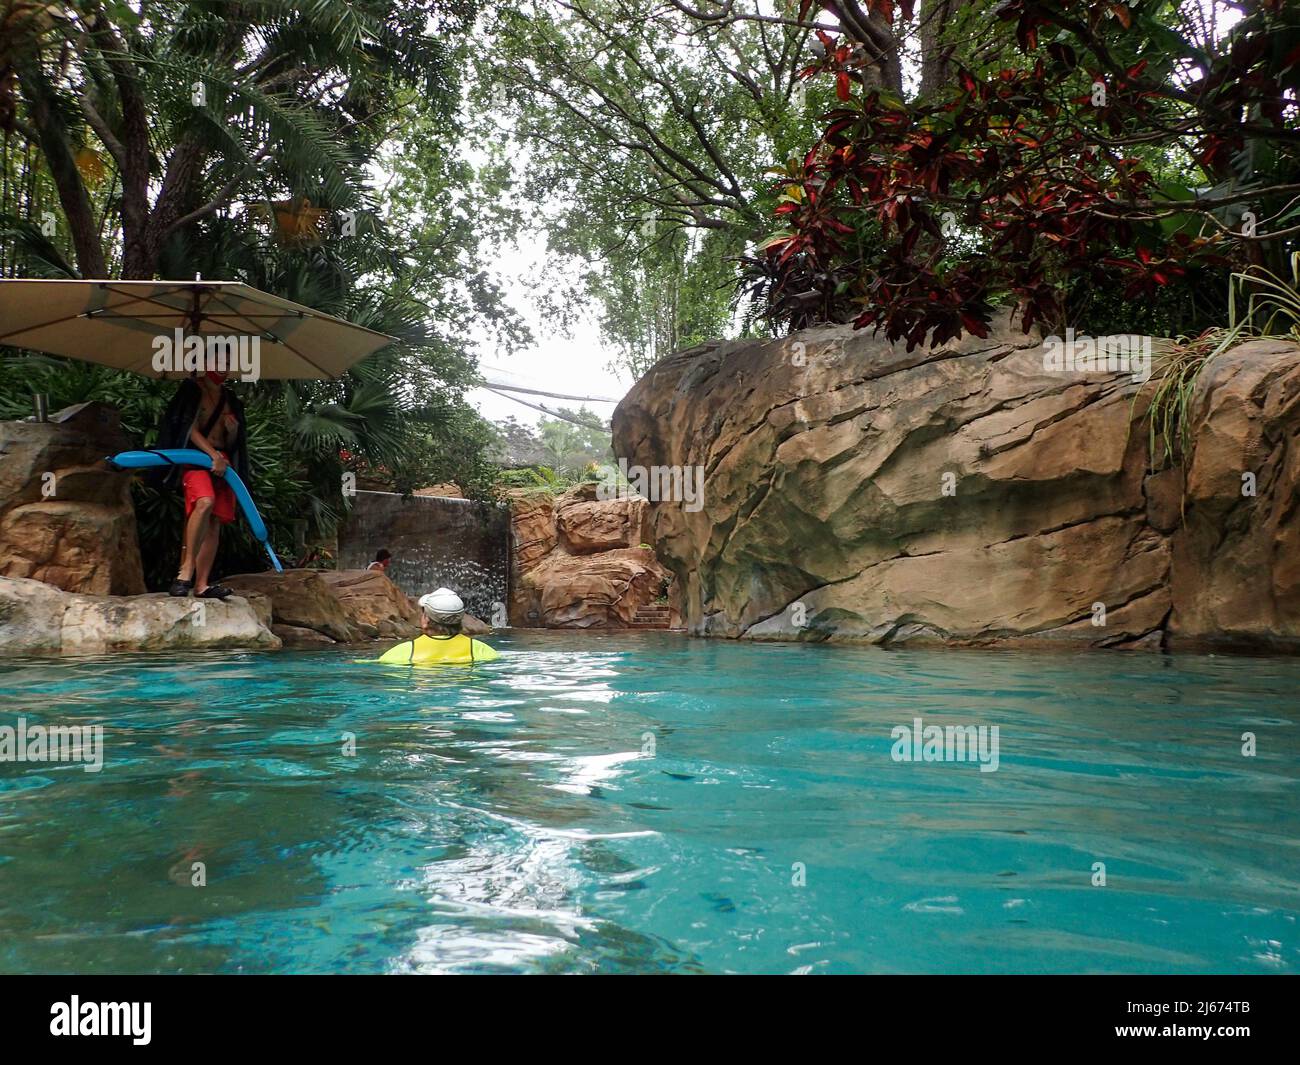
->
[0,631,1298,974]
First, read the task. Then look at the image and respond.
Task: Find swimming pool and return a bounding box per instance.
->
[1,631,1297,974]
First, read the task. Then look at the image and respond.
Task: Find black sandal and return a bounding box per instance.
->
[169,578,194,598]
[198,584,233,600]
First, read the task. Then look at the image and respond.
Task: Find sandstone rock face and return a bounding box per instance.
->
[1168,340,1300,650]
[224,570,361,642]
[461,612,491,636]
[0,403,145,596]
[316,569,421,639]
[507,485,669,628]
[612,320,1300,651]
[271,623,338,648]
[508,490,557,572]
[413,482,464,498]
[223,568,460,644]
[531,548,668,628]
[557,495,646,553]
[0,575,280,656]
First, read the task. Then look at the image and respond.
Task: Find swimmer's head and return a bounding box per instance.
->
[418,587,464,634]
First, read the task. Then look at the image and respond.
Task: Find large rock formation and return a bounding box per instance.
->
[220,567,488,646]
[507,484,672,628]
[224,568,427,645]
[0,562,488,656]
[224,569,364,643]
[0,402,145,596]
[1169,341,1300,648]
[0,575,279,655]
[316,569,422,638]
[612,318,1300,652]
[509,490,557,573]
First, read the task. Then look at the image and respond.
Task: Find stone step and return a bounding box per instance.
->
[630,604,674,630]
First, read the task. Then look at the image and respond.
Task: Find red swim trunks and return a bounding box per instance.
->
[183,454,237,524]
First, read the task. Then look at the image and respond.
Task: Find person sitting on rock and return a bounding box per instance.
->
[157,368,248,599]
[377,587,500,665]
[367,549,392,573]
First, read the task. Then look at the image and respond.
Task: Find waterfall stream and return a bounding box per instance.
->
[337,490,510,622]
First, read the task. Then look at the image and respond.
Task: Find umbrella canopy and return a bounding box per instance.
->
[0,279,394,380]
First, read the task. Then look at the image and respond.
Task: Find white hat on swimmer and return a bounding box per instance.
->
[418,587,464,622]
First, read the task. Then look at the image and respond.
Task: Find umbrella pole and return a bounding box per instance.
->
[32,393,48,423]
[189,286,203,354]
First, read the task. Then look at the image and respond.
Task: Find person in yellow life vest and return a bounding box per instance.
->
[377,587,500,665]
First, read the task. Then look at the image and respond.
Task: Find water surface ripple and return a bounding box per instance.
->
[0,632,1296,974]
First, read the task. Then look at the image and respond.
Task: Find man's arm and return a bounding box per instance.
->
[188,416,228,476]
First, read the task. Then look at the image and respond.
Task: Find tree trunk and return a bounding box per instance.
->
[16,62,107,278]
[120,135,206,279]
[918,0,955,100]
[833,1,904,93]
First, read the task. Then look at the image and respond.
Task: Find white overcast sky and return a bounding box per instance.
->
[464,227,631,427]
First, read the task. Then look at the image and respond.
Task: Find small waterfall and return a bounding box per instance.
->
[337,490,510,621]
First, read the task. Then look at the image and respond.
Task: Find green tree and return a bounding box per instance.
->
[2,0,474,279]
[537,406,611,477]
[489,415,549,467]
[473,0,831,374]
[741,1,1295,343]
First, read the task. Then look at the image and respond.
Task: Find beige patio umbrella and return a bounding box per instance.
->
[0,278,394,379]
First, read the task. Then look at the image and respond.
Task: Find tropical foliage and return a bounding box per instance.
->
[741,0,1300,346]
[1,0,472,279]
[1,0,524,585]
[1142,250,1300,469]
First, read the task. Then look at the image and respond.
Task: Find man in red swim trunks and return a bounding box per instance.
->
[157,369,249,599]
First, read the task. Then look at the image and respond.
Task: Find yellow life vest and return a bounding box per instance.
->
[376,633,500,666]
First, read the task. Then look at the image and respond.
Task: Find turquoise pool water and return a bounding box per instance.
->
[1,631,1297,974]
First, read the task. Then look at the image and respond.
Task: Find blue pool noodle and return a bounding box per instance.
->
[107,448,284,572]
